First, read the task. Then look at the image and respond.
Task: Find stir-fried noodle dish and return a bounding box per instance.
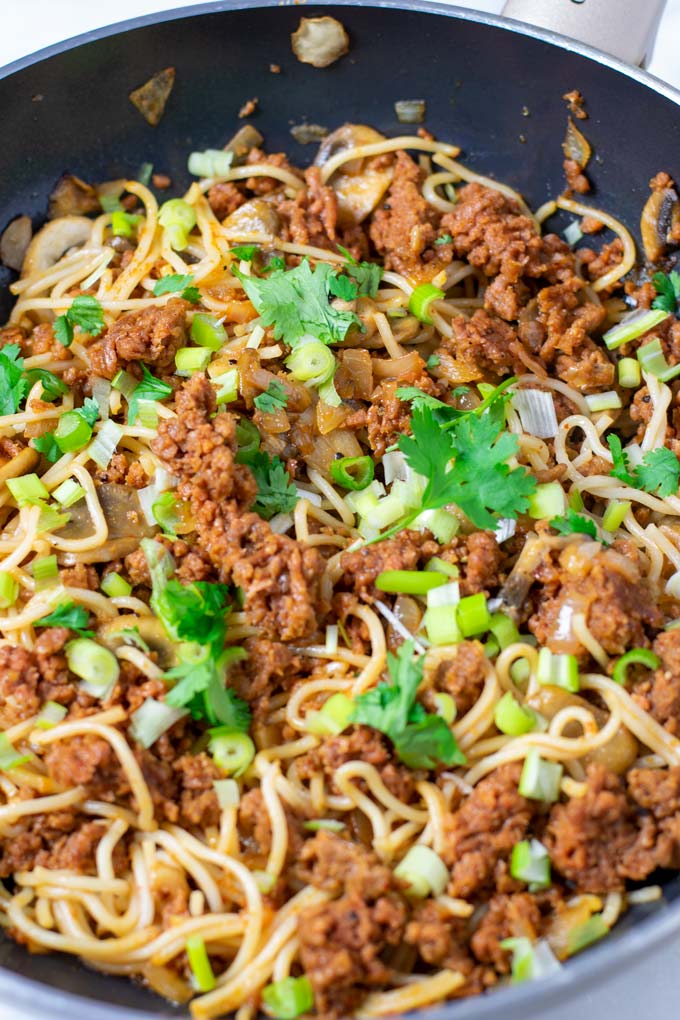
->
[2,109,680,1020]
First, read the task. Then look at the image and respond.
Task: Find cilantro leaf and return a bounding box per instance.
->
[328,273,358,301]
[396,404,535,533]
[127,364,173,425]
[263,256,286,274]
[165,652,251,730]
[606,434,634,485]
[153,579,232,646]
[231,245,259,262]
[652,271,680,317]
[24,368,68,403]
[254,380,289,415]
[78,397,100,428]
[336,245,383,298]
[0,344,28,415]
[54,296,105,347]
[351,640,465,770]
[234,258,360,348]
[435,233,453,246]
[54,316,74,347]
[152,273,200,304]
[35,600,93,637]
[427,354,440,369]
[32,432,61,462]
[550,508,598,539]
[634,447,680,497]
[238,449,298,520]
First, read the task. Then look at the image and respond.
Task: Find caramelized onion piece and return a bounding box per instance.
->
[48,175,100,219]
[22,216,92,277]
[302,429,363,475]
[129,67,176,126]
[291,16,349,68]
[562,118,592,170]
[641,185,680,262]
[59,483,155,563]
[372,351,421,380]
[0,216,32,271]
[337,349,373,400]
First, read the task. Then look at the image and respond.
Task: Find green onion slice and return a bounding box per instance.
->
[0,571,19,608]
[423,605,462,647]
[409,282,445,324]
[536,648,580,693]
[329,455,374,491]
[66,639,120,689]
[55,410,93,453]
[305,693,354,737]
[375,569,447,596]
[129,697,188,749]
[456,593,491,638]
[191,313,227,351]
[186,935,216,993]
[603,308,668,350]
[0,732,30,771]
[35,701,68,730]
[519,748,563,803]
[6,473,49,507]
[612,647,660,686]
[494,691,536,736]
[208,728,255,776]
[394,845,450,898]
[566,914,609,956]
[261,976,314,1020]
[101,572,132,598]
[510,838,551,890]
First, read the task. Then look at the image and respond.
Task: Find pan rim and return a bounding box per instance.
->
[0,1,679,1017]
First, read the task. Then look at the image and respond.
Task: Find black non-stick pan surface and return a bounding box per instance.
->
[0,2,679,1017]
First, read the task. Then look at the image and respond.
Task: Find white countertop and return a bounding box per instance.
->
[0,0,679,88]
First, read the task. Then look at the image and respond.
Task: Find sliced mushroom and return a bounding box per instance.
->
[224,124,265,162]
[22,216,92,277]
[99,615,178,670]
[527,687,638,775]
[129,67,176,127]
[641,185,680,262]
[315,124,394,226]
[48,175,100,219]
[58,483,156,563]
[223,198,281,237]
[0,216,32,271]
[291,16,349,68]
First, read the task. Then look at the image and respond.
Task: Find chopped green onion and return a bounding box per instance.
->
[585,390,622,413]
[35,700,68,730]
[261,976,314,1020]
[511,839,551,890]
[569,489,584,512]
[52,479,85,507]
[158,198,197,251]
[329,455,374,491]
[427,581,460,608]
[152,492,182,537]
[101,572,132,598]
[618,357,641,388]
[510,658,531,685]
[519,748,563,803]
[138,162,153,186]
[637,336,680,382]
[528,481,565,520]
[408,282,445,325]
[432,691,456,724]
[484,635,500,658]
[88,420,123,469]
[501,937,535,983]
[31,556,58,587]
[394,845,450,898]
[111,211,141,238]
[303,819,345,833]
[191,313,227,351]
[212,368,239,405]
[187,148,234,178]
[0,733,30,771]
[489,612,521,649]
[134,400,159,430]
[414,507,459,543]
[602,499,631,532]
[423,605,462,646]
[305,692,354,736]
[6,473,49,507]
[38,503,70,534]
[566,914,609,956]
[286,340,335,384]
[213,778,240,809]
[112,369,137,399]
[0,571,19,608]
[185,935,216,993]
[456,593,491,638]
[254,870,276,893]
[536,648,579,693]
[175,346,212,376]
[66,639,120,689]
[494,691,536,736]
[612,647,660,686]
[375,570,447,596]
[54,410,93,452]
[208,729,255,776]
[129,697,187,749]
[603,308,668,350]
[425,557,459,579]
[317,375,342,408]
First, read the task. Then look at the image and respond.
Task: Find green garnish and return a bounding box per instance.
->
[152,273,200,304]
[652,270,680,317]
[35,600,93,637]
[0,344,28,415]
[231,245,259,262]
[24,368,69,403]
[336,245,383,297]
[434,233,453,246]
[549,508,598,539]
[233,258,360,348]
[607,435,680,497]
[32,432,62,463]
[127,364,173,425]
[54,295,105,347]
[253,380,288,415]
[351,640,465,770]
[236,447,298,521]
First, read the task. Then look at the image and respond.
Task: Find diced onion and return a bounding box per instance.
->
[394,99,426,124]
[563,220,583,246]
[213,778,240,809]
[382,450,408,486]
[269,512,294,534]
[512,389,558,439]
[325,624,339,654]
[92,377,111,421]
[494,518,517,543]
[129,698,188,749]
[585,390,622,412]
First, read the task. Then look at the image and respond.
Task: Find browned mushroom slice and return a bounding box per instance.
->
[223,198,281,238]
[0,216,32,271]
[129,67,176,126]
[291,16,349,68]
[641,184,680,262]
[48,175,100,219]
[224,124,265,163]
[315,124,394,226]
[58,483,156,563]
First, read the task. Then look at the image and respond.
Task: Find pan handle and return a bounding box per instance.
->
[501,0,666,66]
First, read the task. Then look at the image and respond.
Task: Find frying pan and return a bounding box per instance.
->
[0,0,679,1016]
